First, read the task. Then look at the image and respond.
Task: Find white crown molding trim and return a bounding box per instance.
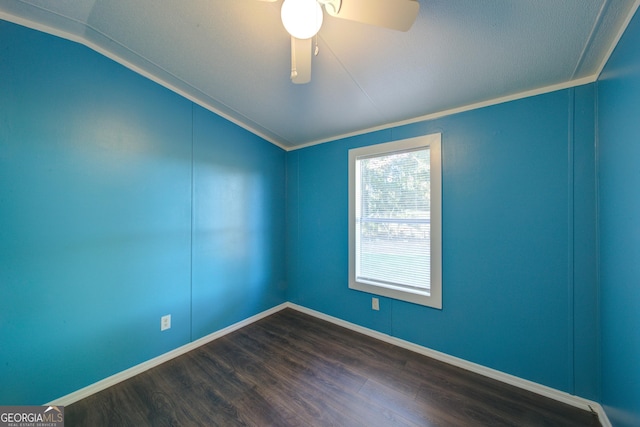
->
[46,303,289,407]
[2,5,633,153]
[0,10,290,151]
[594,0,640,78]
[289,75,597,151]
[285,302,611,427]
[284,0,640,152]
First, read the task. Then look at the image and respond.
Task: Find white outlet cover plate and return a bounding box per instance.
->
[161,314,171,331]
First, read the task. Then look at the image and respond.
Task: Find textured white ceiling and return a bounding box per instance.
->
[1,0,638,149]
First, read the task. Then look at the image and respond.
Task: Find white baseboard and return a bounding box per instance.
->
[47,303,288,407]
[47,301,610,427]
[285,303,611,427]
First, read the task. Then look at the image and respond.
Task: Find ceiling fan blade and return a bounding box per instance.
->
[325,0,419,31]
[290,36,312,84]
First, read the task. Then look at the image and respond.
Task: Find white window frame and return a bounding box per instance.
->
[348,134,442,309]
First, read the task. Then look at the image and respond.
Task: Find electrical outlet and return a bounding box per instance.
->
[161,314,171,331]
[372,297,379,311]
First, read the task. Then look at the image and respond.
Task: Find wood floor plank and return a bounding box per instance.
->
[66,309,601,426]
[224,328,417,426]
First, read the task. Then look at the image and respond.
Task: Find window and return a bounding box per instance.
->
[349,134,442,308]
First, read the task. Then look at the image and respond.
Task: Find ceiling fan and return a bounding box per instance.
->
[259,0,420,84]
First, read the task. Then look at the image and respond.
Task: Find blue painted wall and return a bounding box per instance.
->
[0,20,286,404]
[597,8,640,427]
[287,87,599,399]
[191,107,287,339]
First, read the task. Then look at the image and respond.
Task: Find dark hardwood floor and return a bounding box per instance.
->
[66,308,601,426]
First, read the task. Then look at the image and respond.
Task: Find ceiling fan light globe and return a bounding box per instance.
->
[281,0,323,40]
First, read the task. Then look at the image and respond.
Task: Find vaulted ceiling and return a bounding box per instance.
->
[1,0,638,149]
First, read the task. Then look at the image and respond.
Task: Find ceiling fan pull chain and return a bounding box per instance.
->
[314,35,319,56]
[290,36,298,80]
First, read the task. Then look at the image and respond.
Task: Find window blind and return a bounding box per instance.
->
[355,147,431,293]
